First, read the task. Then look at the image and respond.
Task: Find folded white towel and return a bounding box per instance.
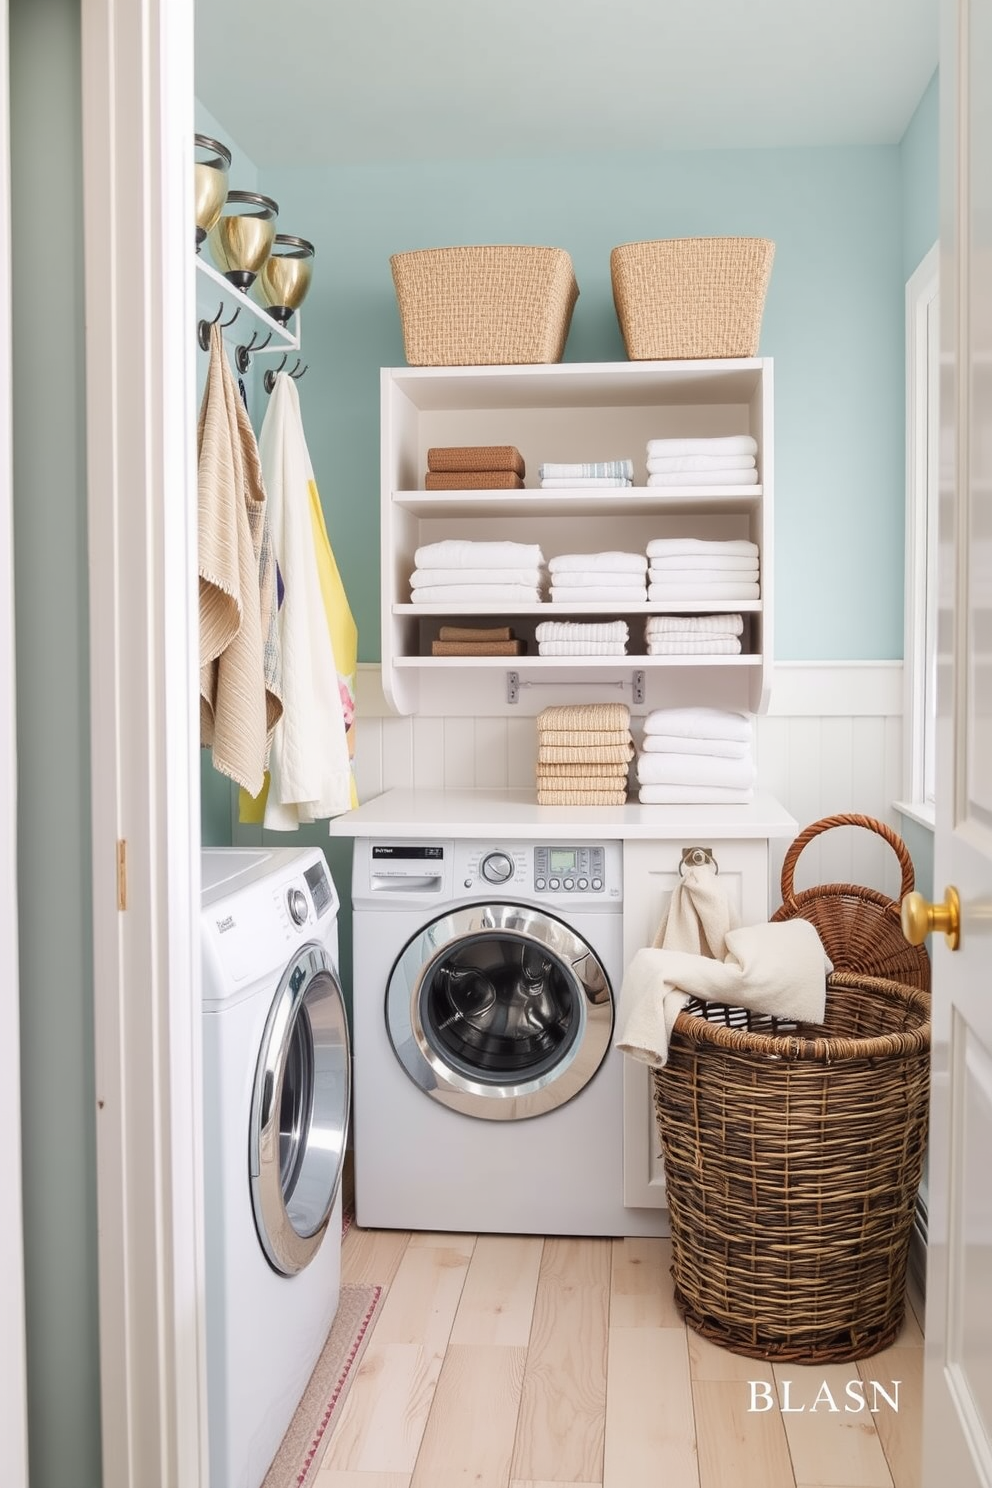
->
[540,477,632,488]
[549,571,648,589]
[647,554,758,572]
[615,919,831,1068]
[647,582,759,601]
[643,706,752,741]
[538,641,628,655]
[539,460,634,480]
[646,454,756,474]
[414,539,544,570]
[646,538,759,559]
[645,637,742,654]
[647,469,758,487]
[536,620,629,641]
[646,435,758,458]
[411,584,542,605]
[410,566,542,589]
[548,552,648,574]
[636,751,755,789]
[638,783,755,804]
[648,568,758,587]
[645,613,744,635]
[550,586,647,604]
[640,733,750,758]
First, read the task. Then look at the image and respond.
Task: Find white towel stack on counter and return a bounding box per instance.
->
[548,551,648,605]
[536,620,629,656]
[636,707,755,804]
[644,614,744,655]
[646,538,759,602]
[409,539,545,604]
[539,458,633,488]
[646,434,758,487]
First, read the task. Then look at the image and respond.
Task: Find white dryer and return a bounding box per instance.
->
[201,847,350,1488]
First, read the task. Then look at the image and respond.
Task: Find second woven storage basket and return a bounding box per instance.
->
[610,236,774,360]
[654,971,930,1362]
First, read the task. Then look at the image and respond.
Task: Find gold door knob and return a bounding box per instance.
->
[901,886,961,950]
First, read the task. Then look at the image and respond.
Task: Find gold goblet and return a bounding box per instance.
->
[254,235,315,326]
[194,135,231,252]
[207,191,279,293]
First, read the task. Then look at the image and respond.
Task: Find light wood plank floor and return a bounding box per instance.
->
[315,1216,925,1488]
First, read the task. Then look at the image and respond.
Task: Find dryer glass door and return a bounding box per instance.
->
[250,944,351,1276]
[387,903,613,1120]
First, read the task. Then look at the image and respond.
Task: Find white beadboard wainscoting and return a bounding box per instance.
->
[351,659,911,900]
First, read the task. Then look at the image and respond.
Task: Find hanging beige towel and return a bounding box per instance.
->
[198,323,282,796]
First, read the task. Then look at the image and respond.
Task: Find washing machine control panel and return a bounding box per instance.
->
[533,845,606,893]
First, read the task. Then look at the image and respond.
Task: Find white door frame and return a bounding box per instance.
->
[0,2,30,1482]
[80,0,207,1483]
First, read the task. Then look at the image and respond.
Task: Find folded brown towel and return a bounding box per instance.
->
[428,444,525,476]
[431,640,524,656]
[439,624,515,641]
[537,788,629,806]
[538,742,635,764]
[538,727,632,747]
[424,470,525,490]
[536,772,631,793]
[536,761,630,780]
[537,702,631,732]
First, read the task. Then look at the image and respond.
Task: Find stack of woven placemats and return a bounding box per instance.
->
[535,703,633,805]
[431,624,525,657]
[425,445,525,490]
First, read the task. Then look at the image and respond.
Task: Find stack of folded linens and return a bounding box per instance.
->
[644,614,744,655]
[535,620,628,656]
[539,458,634,488]
[646,538,759,602]
[645,434,758,487]
[409,539,545,605]
[548,551,647,605]
[431,624,525,657]
[536,702,633,806]
[425,445,525,490]
[636,706,755,804]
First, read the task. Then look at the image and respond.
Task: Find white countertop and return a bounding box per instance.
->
[327,788,798,840]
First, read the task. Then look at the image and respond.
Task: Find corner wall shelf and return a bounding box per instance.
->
[195,256,300,355]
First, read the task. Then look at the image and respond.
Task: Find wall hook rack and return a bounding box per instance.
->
[505,670,645,705]
[264,355,309,393]
[196,300,240,350]
[235,327,273,373]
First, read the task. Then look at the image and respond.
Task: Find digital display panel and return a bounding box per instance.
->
[371,844,444,859]
[549,848,577,873]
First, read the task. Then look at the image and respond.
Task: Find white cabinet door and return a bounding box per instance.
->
[620,837,770,1209]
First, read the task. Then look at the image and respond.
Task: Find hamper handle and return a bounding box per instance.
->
[779,812,916,905]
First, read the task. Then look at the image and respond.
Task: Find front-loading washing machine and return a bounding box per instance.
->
[201,847,350,1488]
[350,837,664,1237]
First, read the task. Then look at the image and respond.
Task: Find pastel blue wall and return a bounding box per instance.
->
[902,70,940,278]
[249,145,908,664]
[11,1,102,1485]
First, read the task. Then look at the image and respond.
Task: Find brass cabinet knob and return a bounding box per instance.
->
[901,886,961,950]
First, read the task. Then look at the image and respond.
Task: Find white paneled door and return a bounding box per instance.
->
[921,0,992,1481]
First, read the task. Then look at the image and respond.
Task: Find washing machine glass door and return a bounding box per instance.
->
[250,943,350,1276]
[387,903,613,1120]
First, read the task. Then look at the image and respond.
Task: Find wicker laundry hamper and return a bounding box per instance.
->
[654,970,930,1362]
[610,236,774,360]
[389,245,579,366]
[769,813,931,991]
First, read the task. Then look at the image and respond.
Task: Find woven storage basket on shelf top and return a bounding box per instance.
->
[769,813,931,992]
[389,245,579,366]
[654,970,931,1363]
[610,236,775,360]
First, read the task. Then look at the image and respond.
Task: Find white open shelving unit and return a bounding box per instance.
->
[380,358,773,717]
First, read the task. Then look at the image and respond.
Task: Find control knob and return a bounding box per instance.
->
[287,887,308,926]
[480,851,514,884]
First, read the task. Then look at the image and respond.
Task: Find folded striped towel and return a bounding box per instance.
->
[410,567,543,588]
[643,706,751,742]
[539,703,631,730]
[646,538,759,559]
[540,728,632,746]
[414,539,544,569]
[645,614,744,636]
[537,789,629,806]
[536,760,630,779]
[536,620,629,642]
[646,435,758,458]
[539,743,635,764]
[647,582,759,601]
[538,641,628,655]
[638,783,755,804]
[536,772,630,791]
[648,569,758,587]
[647,469,758,487]
[646,453,756,473]
[645,637,742,654]
[540,477,632,488]
[548,552,647,574]
[539,460,634,480]
[641,733,750,758]
[411,584,543,605]
[647,554,757,572]
[636,751,755,789]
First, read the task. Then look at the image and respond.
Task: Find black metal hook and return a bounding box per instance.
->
[290,362,308,381]
[197,300,240,350]
[263,353,289,394]
[235,327,273,374]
